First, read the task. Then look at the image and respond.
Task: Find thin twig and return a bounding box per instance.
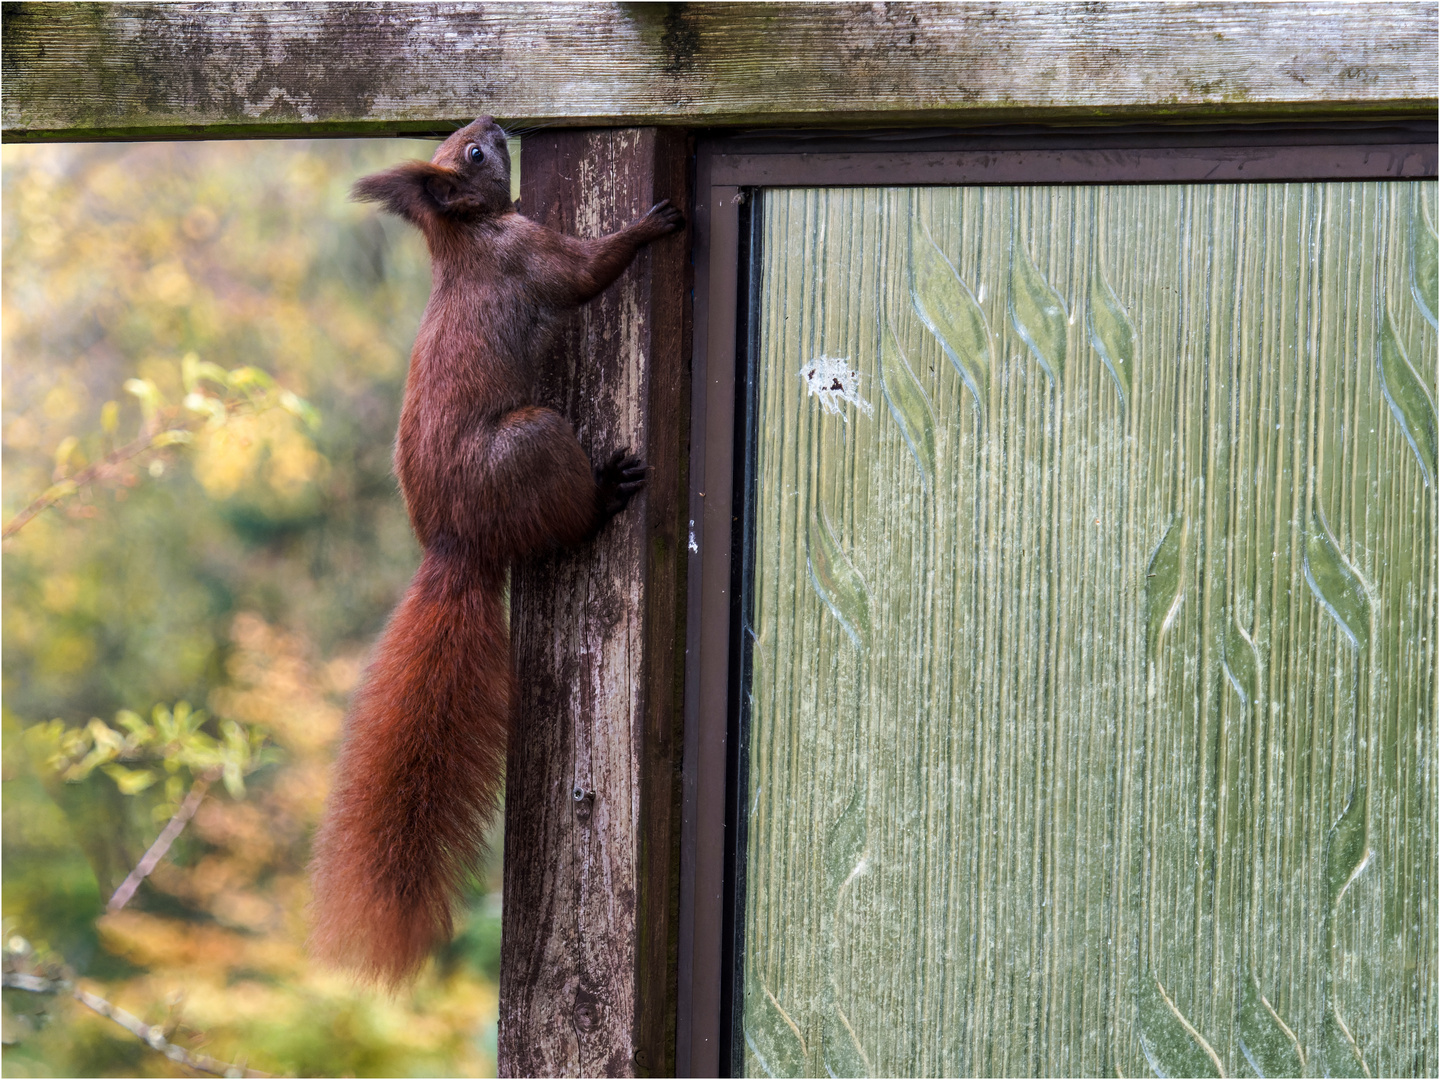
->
[1,388,264,541]
[107,771,216,913]
[73,986,274,1078]
[2,973,59,993]
[1,421,188,540]
[2,975,273,1078]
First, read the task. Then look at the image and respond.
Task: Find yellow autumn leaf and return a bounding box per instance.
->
[101,763,158,795]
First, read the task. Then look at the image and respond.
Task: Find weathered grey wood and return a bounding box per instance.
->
[3,2,1435,141]
[500,128,689,1079]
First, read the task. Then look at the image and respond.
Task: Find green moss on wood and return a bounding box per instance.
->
[4,2,1435,140]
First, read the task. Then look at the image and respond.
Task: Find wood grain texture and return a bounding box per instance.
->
[3,2,1436,141]
[500,128,689,1079]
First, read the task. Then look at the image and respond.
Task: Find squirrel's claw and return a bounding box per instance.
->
[643,200,685,235]
[593,448,649,527]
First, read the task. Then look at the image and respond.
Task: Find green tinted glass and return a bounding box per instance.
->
[739,183,1437,1077]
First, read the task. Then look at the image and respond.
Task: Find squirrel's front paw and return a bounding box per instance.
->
[594,448,648,525]
[641,200,685,237]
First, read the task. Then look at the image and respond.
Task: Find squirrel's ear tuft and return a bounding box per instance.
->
[352,162,463,225]
[422,170,466,212]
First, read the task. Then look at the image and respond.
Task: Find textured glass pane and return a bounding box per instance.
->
[739,183,1437,1078]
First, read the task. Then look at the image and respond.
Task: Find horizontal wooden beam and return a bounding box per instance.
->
[3,2,1436,142]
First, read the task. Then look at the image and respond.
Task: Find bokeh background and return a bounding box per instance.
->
[3,136,507,1077]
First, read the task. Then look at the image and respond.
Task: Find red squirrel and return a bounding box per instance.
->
[308,117,683,984]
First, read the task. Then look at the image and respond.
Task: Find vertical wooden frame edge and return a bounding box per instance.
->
[674,142,710,1079]
[678,151,742,1077]
[634,126,694,1080]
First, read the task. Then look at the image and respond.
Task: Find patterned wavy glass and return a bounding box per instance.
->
[739,183,1437,1078]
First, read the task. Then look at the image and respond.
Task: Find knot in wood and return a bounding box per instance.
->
[573,987,602,1032]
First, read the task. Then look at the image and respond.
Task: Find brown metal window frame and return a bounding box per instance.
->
[675,120,1437,1079]
[676,120,1440,1080]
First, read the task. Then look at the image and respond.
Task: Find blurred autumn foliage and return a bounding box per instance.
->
[2,138,505,1076]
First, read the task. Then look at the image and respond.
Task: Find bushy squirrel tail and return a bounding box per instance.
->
[308,549,509,985]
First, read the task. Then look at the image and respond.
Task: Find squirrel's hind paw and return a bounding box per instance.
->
[594,448,648,524]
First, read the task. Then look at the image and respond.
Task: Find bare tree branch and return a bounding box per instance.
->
[2,974,274,1078]
[1,417,194,540]
[2,973,59,993]
[107,771,217,913]
[0,378,292,542]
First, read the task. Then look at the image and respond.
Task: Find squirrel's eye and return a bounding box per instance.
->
[467,145,484,163]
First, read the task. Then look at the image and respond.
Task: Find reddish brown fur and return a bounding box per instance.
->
[308,117,682,984]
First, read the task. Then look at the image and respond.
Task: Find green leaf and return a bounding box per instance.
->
[173,701,204,736]
[181,352,232,393]
[150,429,193,448]
[54,723,90,764]
[222,762,245,799]
[184,392,228,424]
[53,436,80,472]
[123,378,162,421]
[101,764,158,795]
[226,365,275,390]
[255,746,285,769]
[221,720,253,771]
[113,709,154,741]
[278,389,322,430]
[66,736,121,781]
[178,731,222,772]
[183,733,219,753]
[86,719,125,756]
[153,704,178,742]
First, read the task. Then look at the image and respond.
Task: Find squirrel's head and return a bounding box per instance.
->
[352,115,513,227]
[429,116,512,212]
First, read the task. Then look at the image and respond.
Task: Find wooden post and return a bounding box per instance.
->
[501,129,691,1078]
